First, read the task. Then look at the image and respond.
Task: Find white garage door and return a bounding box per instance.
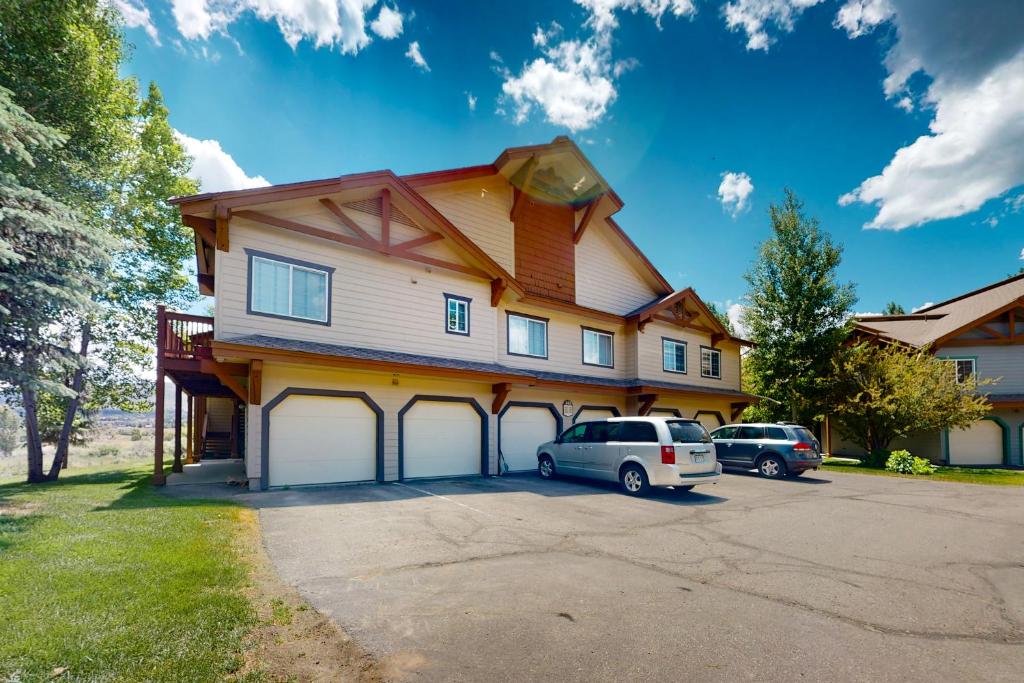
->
[695,412,724,432]
[648,408,680,418]
[404,401,481,478]
[501,406,557,472]
[268,396,376,487]
[948,420,1003,465]
[574,407,617,424]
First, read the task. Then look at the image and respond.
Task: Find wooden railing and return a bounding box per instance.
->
[157,306,214,361]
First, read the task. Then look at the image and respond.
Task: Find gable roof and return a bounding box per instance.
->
[855,272,1024,347]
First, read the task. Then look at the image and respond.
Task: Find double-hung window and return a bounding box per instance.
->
[508,313,547,358]
[248,250,332,324]
[946,357,976,384]
[445,294,470,335]
[582,328,613,367]
[662,338,687,374]
[700,346,721,379]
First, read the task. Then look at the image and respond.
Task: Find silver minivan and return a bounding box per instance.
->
[535,417,722,496]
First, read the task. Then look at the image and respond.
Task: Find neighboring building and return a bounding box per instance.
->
[827,273,1024,467]
[155,137,756,489]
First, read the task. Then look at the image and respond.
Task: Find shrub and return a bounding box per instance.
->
[130,428,143,441]
[87,445,121,459]
[863,449,891,468]
[885,450,936,475]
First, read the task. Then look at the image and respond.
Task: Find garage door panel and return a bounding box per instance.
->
[501,406,557,472]
[269,396,377,487]
[404,401,482,479]
[948,420,1002,466]
[695,412,724,432]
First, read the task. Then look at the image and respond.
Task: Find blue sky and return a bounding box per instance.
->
[112,1,1024,323]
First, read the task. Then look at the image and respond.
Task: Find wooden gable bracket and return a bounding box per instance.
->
[730,402,750,421]
[509,155,539,222]
[183,214,217,248]
[573,200,599,244]
[492,382,512,414]
[214,205,230,252]
[710,332,725,347]
[319,198,379,244]
[380,188,391,251]
[638,393,658,416]
[1010,309,1017,340]
[491,278,508,307]
[248,359,263,406]
[200,359,248,403]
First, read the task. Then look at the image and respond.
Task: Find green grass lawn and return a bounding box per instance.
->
[822,457,1024,486]
[0,466,256,681]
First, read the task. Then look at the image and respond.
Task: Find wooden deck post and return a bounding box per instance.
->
[172,383,183,473]
[186,393,194,463]
[153,305,167,486]
[194,395,206,462]
[230,398,240,458]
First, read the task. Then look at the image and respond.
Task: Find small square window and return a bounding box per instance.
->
[662,339,687,374]
[445,294,470,335]
[582,328,613,367]
[508,313,547,358]
[701,347,721,379]
[946,358,975,384]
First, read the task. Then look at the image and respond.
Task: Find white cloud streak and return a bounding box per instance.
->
[175,131,270,192]
[722,0,824,51]
[370,4,403,39]
[718,171,755,217]
[405,40,429,71]
[108,0,161,45]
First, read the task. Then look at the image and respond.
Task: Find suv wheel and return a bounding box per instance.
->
[538,455,555,479]
[757,455,786,479]
[620,464,650,496]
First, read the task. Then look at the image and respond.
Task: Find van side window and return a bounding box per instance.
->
[561,424,588,443]
[737,425,766,440]
[586,422,620,443]
[617,422,658,443]
[766,426,788,440]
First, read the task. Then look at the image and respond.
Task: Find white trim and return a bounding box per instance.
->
[701,346,721,379]
[508,314,548,358]
[662,339,687,374]
[583,328,613,367]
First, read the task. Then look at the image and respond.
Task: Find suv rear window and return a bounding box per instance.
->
[792,427,817,444]
[617,421,658,442]
[667,420,711,444]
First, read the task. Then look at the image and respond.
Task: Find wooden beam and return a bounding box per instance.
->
[186,393,194,464]
[392,232,444,252]
[380,188,391,250]
[214,205,230,251]
[941,337,1024,347]
[172,384,183,473]
[491,278,508,307]
[492,382,512,414]
[731,402,750,421]
[573,200,599,244]
[248,359,263,405]
[183,214,217,247]
[197,273,215,295]
[318,198,378,244]
[1010,309,1016,339]
[200,359,248,403]
[977,323,1006,338]
[711,332,725,347]
[638,394,657,416]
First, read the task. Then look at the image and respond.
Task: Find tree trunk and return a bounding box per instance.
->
[48,325,91,481]
[22,385,45,483]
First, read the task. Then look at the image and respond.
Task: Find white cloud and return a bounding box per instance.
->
[466,92,477,111]
[1019,247,1023,261]
[836,1,1024,229]
[727,301,748,337]
[833,0,892,38]
[108,0,161,45]
[722,0,824,51]
[911,302,934,312]
[171,0,381,55]
[718,171,755,216]
[405,40,429,71]
[370,4,403,39]
[500,1,695,131]
[175,131,270,192]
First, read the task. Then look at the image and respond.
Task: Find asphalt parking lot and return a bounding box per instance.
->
[252,470,1024,682]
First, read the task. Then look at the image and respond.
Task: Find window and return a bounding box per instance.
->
[701,346,721,379]
[586,421,619,443]
[766,426,788,440]
[662,339,687,374]
[445,294,470,335]
[712,425,738,440]
[618,421,659,442]
[582,328,614,367]
[736,425,765,440]
[508,313,548,358]
[945,358,976,384]
[668,420,712,444]
[560,424,587,443]
[248,250,331,324]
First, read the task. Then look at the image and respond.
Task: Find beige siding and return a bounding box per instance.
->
[649,399,733,426]
[418,176,516,274]
[636,321,742,390]
[215,219,496,363]
[575,221,659,315]
[497,302,627,379]
[499,387,627,428]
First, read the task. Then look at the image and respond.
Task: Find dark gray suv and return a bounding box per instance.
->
[709,423,822,478]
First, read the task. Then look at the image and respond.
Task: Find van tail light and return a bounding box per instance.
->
[793,442,814,452]
[661,445,676,464]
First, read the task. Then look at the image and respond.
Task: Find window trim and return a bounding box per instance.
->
[444,293,471,336]
[581,326,615,368]
[506,311,549,359]
[943,356,977,384]
[700,345,722,379]
[661,337,688,375]
[245,248,334,326]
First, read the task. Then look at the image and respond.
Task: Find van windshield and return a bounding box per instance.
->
[667,420,711,444]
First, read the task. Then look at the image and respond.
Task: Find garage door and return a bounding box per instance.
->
[694,411,724,432]
[574,407,617,424]
[648,408,680,418]
[948,420,1003,465]
[500,406,557,472]
[404,401,482,478]
[268,396,376,487]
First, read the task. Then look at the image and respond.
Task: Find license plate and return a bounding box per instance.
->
[693,454,705,463]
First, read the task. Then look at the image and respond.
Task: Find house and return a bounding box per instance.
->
[154,137,756,490]
[826,273,1024,467]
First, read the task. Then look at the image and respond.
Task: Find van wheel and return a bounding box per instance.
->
[620,464,650,496]
[538,455,555,480]
[757,455,786,479]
